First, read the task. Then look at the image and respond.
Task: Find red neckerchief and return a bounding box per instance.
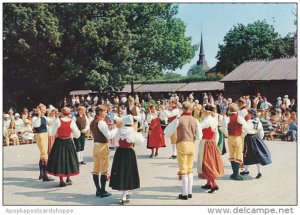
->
[182,112,191,116]
[172,105,177,110]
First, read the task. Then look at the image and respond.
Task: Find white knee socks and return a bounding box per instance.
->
[172,144,177,156]
[122,190,128,201]
[244,165,249,172]
[187,173,193,195]
[256,164,261,174]
[181,175,188,196]
[77,152,81,162]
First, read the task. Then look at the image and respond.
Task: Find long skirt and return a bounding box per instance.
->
[217,129,226,155]
[243,134,272,166]
[147,118,166,149]
[46,138,80,177]
[109,147,140,190]
[198,139,224,181]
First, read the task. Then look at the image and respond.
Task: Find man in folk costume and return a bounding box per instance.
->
[197,104,224,193]
[221,104,256,180]
[163,98,181,159]
[32,103,54,182]
[147,104,166,158]
[72,106,90,165]
[125,96,141,131]
[164,102,201,200]
[90,105,121,198]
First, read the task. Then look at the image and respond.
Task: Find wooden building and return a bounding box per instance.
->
[220,57,297,103]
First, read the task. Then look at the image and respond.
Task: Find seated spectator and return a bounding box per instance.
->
[5,121,19,146]
[14,113,24,134]
[21,119,35,144]
[275,97,282,109]
[289,98,297,112]
[21,108,29,121]
[286,112,297,142]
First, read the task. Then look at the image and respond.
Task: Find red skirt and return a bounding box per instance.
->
[199,139,224,180]
[147,118,166,149]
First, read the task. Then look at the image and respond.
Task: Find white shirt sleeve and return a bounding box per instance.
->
[49,118,60,136]
[195,120,203,140]
[32,116,41,128]
[98,120,117,140]
[71,120,81,139]
[134,131,145,145]
[164,118,179,137]
[84,115,90,131]
[238,116,256,134]
[257,120,264,139]
[221,116,230,137]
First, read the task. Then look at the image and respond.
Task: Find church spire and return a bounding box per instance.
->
[197,32,209,70]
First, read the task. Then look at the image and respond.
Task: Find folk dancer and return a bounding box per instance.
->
[197,104,224,193]
[241,109,272,179]
[164,102,201,200]
[109,115,144,205]
[46,107,81,187]
[32,103,54,181]
[73,106,90,165]
[147,104,166,158]
[90,105,120,198]
[163,98,181,159]
[221,104,256,180]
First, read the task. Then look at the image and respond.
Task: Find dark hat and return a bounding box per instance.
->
[249,108,257,119]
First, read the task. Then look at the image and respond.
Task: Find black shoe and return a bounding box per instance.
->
[43,176,54,182]
[96,190,101,197]
[240,171,249,175]
[230,174,244,180]
[39,176,43,180]
[201,184,212,189]
[66,179,73,185]
[121,199,130,205]
[126,194,130,199]
[208,186,219,194]
[150,154,153,158]
[59,181,67,187]
[100,191,112,198]
[155,153,158,157]
[188,194,192,198]
[81,161,86,165]
[173,155,177,159]
[178,194,188,200]
[255,173,262,179]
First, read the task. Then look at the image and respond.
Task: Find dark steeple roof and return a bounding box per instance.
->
[197,32,210,70]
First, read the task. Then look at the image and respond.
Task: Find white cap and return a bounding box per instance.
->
[4,114,10,118]
[122,115,134,126]
[195,99,199,103]
[284,95,288,98]
[277,97,281,100]
[49,105,56,112]
[15,113,20,117]
[24,119,29,124]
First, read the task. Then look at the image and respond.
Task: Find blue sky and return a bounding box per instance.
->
[173,3,297,75]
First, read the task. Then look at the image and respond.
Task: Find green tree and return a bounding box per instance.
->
[3,3,197,109]
[215,20,294,75]
[187,64,207,78]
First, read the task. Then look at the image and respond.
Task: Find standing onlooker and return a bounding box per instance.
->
[286,112,297,142]
[283,95,291,108]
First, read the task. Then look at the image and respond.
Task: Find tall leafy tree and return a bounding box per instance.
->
[187,64,207,78]
[3,3,197,109]
[215,20,294,75]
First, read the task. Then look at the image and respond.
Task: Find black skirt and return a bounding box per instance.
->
[243,134,272,166]
[109,147,140,190]
[46,138,80,177]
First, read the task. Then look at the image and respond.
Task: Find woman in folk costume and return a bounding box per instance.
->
[109,115,144,205]
[46,107,81,187]
[212,105,227,155]
[163,98,181,159]
[147,104,166,158]
[241,109,272,179]
[164,102,201,200]
[47,105,58,154]
[197,104,224,193]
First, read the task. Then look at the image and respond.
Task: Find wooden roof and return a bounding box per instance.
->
[221,57,297,82]
[176,81,224,92]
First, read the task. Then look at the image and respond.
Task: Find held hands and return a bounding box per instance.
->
[37,107,42,117]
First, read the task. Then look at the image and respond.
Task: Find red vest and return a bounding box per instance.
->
[57,120,72,139]
[119,139,134,148]
[202,127,214,140]
[168,115,177,123]
[228,115,242,136]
